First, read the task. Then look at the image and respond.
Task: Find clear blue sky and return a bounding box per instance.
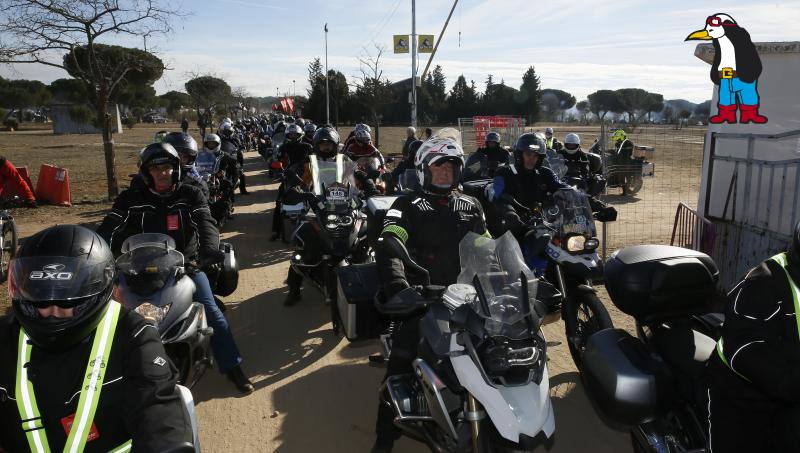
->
[1,0,797,103]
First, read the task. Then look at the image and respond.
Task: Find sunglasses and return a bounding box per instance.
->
[706,16,735,27]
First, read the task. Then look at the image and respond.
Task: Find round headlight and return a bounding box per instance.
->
[326,214,338,223]
[584,238,599,251]
[566,235,586,252]
[325,222,338,230]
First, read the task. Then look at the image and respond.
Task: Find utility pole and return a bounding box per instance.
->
[325,23,331,126]
[411,0,417,128]
[293,80,296,97]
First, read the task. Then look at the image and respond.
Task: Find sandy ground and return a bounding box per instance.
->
[0,122,707,451]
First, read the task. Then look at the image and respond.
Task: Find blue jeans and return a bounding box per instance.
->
[191,271,242,374]
[719,77,760,106]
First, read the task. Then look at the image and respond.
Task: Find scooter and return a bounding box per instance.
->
[114,233,214,388]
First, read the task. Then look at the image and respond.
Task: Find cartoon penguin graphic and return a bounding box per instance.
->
[686,13,767,124]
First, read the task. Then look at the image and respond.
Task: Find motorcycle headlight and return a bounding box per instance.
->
[326,213,338,223]
[135,302,172,326]
[338,215,353,227]
[584,237,599,251]
[566,235,586,252]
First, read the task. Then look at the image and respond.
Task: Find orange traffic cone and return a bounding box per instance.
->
[35,164,72,206]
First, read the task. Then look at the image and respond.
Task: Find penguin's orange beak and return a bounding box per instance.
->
[685,29,711,41]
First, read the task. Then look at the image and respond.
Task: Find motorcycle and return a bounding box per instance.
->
[501,188,614,371]
[582,244,724,453]
[288,158,370,333]
[268,132,287,178]
[373,231,555,452]
[113,233,214,388]
[0,203,18,282]
[196,150,235,227]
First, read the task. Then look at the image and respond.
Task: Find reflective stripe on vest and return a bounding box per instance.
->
[309,154,344,195]
[16,301,128,453]
[716,252,800,381]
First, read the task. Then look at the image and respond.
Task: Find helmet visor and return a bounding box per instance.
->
[9,256,114,306]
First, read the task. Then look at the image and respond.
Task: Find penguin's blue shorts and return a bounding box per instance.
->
[719,77,759,106]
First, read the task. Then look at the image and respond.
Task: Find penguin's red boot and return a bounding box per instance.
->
[740,104,768,124]
[709,104,738,124]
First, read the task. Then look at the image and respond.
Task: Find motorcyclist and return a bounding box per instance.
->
[219,121,249,195]
[278,123,313,168]
[372,136,490,453]
[558,132,606,196]
[97,143,254,394]
[388,139,423,194]
[707,220,800,452]
[544,127,563,151]
[302,123,317,145]
[611,128,634,160]
[162,131,210,201]
[203,133,239,223]
[281,127,379,305]
[463,131,510,181]
[492,133,616,237]
[0,224,194,452]
[256,125,273,157]
[344,123,370,149]
[345,129,384,164]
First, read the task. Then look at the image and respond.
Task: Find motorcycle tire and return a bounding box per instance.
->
[622,174,643,196]
[0,219,17,282]
[564,290,613,372]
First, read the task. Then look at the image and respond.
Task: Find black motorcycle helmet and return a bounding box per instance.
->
[139,142,181,189]
[513,133,546,169]
[296,118,306,127]
[10,225,115,351]
[312,127,341,160]
[162,132,199,170]
[485,131,501,147]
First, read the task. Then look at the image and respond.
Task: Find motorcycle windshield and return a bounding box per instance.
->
[355,156,381,173]
[311,158,355,196]
[463,153,489,180]
[544,149,568,180]
[457,232,538,338]
[272,132,286,148]
[396,169,421,193]
[547,189,596,237]
[196,150,217,177]
[116,246,184,298]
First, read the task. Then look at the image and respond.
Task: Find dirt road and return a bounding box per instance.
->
[192,150,633,452]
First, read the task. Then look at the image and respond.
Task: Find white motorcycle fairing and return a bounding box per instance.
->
[449,335,555,443]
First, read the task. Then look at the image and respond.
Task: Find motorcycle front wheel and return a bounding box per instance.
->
[564,290,613,371]
[622,174,643,195]
[0,219,17,282]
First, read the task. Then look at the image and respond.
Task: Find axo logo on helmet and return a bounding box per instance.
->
[29,263,74,281]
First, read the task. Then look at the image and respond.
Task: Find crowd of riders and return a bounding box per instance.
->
[2,110,796,453]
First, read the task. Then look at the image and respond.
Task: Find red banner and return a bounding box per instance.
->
[280,98,288,111]
[286,97,295,113]
[472,116,524,143]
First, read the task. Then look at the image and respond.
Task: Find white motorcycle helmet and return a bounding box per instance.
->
[204,133,222,153]
[564,133,581,155]
[414,138,465,195]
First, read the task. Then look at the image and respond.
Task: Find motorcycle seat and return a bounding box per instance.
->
[651,323,716,379]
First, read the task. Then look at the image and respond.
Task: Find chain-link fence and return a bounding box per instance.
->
[458,117,527,151]
[592,124,707,257]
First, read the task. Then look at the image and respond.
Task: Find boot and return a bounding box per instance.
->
[284,287,302,306]
[226,365,254,394]
[709,104,737,124]
[739,104,768,124]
